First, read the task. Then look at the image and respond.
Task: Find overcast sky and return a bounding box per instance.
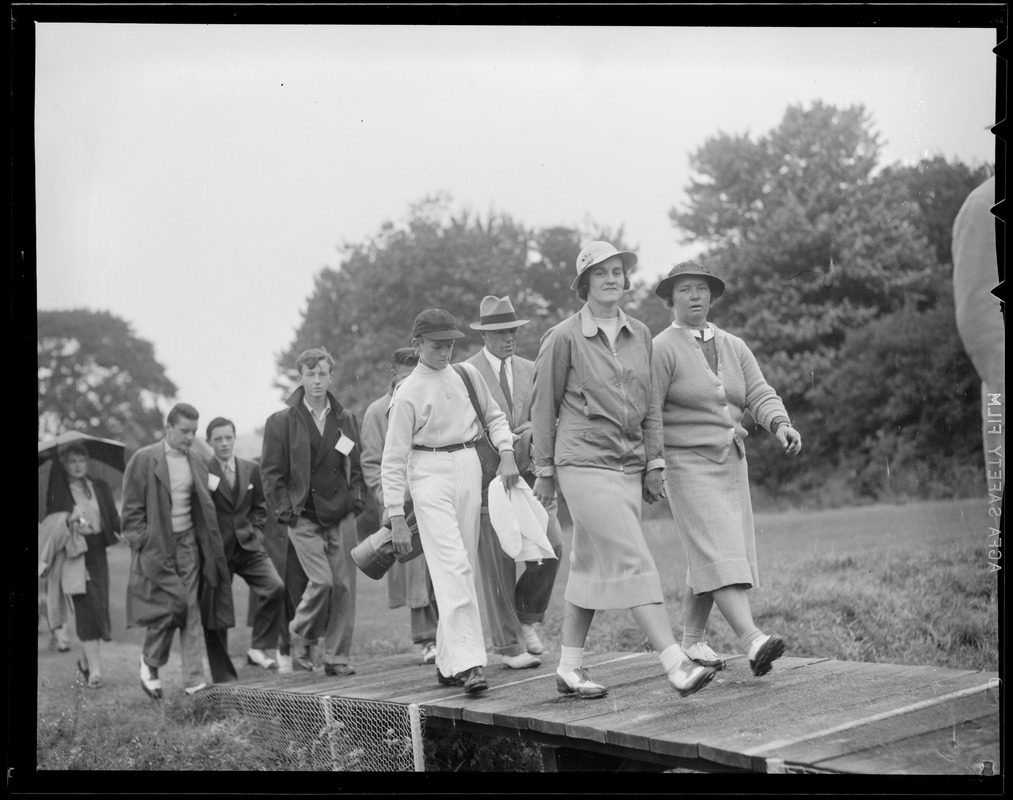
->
[34,24,998,438]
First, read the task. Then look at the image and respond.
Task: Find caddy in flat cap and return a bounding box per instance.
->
[411,308,466,340]
[469,296,531,331]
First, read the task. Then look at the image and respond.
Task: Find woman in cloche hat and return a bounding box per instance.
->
[529,242,718,699]
[651,261,801,678]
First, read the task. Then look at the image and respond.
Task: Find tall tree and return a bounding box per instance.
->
[878,156,994,269]
[278,194,636,413]
[38,309,178,449]
[669,101,939,407]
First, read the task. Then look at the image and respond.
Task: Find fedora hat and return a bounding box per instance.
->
[411,308,466,341]
[469,296,531,331]
[654,260,725,300]
[571,241,638,290]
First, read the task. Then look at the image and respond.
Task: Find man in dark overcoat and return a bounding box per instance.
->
[260,348,367,675]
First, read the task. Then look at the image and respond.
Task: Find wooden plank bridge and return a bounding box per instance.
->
[214,649,1000,774]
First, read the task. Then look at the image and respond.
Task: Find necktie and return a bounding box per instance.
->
[224,463,235,490]
[499,358,513,416]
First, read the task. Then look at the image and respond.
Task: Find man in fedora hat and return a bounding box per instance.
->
[466,296,563,669]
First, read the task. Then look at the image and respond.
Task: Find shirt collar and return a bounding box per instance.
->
[217,456,237,473]
[482,347,510,373]
[163,438,188,457]
[579,303,634,338]
[671,320,715,342]
[303,393,331,421]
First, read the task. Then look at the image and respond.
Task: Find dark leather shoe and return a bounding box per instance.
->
[292,647,315,672]
[324,663,356,677]
[461,666,488,694]
[749,635,785,677]
[436,668,463,687]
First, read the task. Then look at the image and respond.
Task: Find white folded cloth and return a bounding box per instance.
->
[487,476,556,563]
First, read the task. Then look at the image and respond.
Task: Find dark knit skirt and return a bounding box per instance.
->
[72,534,112,641]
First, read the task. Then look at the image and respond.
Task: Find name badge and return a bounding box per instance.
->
[335,433,356,456]
[208,473,221,491]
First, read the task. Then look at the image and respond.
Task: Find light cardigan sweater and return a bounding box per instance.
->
[381,361,514,519]
[651,322,789,465]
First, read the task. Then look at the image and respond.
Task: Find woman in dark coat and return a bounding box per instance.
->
[46,443,121,688]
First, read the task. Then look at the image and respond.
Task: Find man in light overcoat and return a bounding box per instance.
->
[121,403,232,699]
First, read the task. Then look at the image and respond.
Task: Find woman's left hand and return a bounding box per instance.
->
[777,425,802,456]
[497,450,521,491]
[643,468,666,504]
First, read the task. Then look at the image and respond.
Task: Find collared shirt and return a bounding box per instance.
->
[531,303,665,477]
[163,438,194,532]
[381,361,514,518]
[303,394,332,435]
[217,456,237,488]
[671,320,715,341]
[482,347,513,396]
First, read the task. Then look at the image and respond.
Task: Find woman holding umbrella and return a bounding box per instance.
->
[44,441,122,688]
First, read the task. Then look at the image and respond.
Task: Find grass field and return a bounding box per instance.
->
[35,497,999,771]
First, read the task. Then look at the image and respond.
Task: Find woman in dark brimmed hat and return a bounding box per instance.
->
[381,308,520,694]
[651,261,801,678]
[530,242,718,699]
[45,442,122,688]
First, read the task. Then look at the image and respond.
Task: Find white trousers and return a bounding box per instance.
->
[408,447,486,677]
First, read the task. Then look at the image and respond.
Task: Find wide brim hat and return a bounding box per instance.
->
[570,241,638,290]
[654,260,725,300]
[469,295,531,331]
[411,308,466,340]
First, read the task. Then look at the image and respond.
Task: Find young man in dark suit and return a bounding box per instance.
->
[260,348,368,676]
[203,417,286,682]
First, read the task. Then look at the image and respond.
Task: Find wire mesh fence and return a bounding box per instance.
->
[202,684,425,771]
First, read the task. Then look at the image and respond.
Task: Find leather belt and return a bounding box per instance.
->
[412,436,484,453]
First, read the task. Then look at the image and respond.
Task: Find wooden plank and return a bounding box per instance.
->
[763,686,1000,767]
[651,660,933,769]
[749,672,997,764]
[590,658,875,765]
[442,653,648,730]
[813,711,1000,775]
[691,664,985,770]
[537,657,827,759]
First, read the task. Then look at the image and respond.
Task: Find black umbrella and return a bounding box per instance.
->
[38,431,127,522]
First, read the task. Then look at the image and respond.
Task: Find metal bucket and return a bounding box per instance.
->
[351,505,424,580]
[351,527,398,580]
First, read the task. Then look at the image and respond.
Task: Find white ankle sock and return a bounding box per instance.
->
[743,631,767,658]
[557,645,583,675]
[659,644,688,674]
[681,626,707,650]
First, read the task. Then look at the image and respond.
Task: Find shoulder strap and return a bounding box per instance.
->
[452,364,488,432]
